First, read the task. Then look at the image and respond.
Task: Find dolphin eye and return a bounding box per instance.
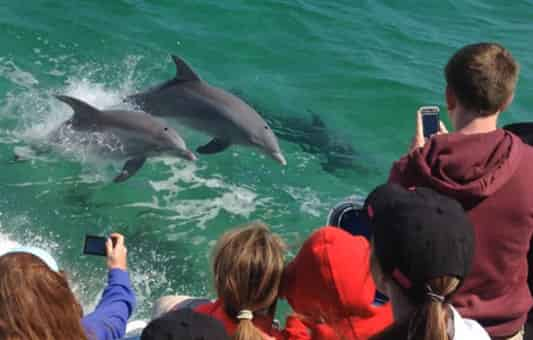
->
[164,127,168,131]
[264,126,269,130]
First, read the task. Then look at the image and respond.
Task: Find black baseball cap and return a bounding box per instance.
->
[141,308,230,340]
[364,184,475,302]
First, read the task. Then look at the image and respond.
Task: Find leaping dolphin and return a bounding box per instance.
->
[126,55,287,166]
[54,95,196,182]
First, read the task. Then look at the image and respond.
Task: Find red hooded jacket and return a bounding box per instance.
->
[281,227,393,339]
[389,129,533,337]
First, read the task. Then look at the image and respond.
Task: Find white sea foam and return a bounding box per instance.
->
[0,60,39,88]
[0,56,144,176]
[0,231,19,253]
[285,186,329,218]
[126,159,269,229]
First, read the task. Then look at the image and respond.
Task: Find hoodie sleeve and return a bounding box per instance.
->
[82,269,136,340]
[388,155,409,185]
[283,315,311,339]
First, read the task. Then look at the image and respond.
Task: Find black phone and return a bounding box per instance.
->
[83,235,116,256]
[420,106,440,138]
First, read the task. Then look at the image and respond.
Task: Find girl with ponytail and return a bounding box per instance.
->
[365,184,490,340]
[194,222,285,340]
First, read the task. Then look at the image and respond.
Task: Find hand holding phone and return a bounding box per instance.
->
[410,106,447,151]
[420,106,440,138]
[106,233,127,271]
[84,235,116,256]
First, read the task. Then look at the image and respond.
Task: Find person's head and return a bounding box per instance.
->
[445,42,519,126]
[0,249,87,340]
[281,226,393,339]
[365,184,475,340]
[212,221,285,340]
[141,308,230,340]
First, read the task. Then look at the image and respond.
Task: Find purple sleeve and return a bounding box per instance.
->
[82,269,136,340]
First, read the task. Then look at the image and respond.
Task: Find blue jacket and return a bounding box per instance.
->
[82,269,136,340]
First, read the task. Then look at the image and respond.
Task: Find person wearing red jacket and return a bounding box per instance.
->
[153,222,285,340]
[281,226,393,339]
[388,42,532,339]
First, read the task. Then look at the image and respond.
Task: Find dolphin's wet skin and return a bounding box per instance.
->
[53,95,196,182]
[127,55,287,167]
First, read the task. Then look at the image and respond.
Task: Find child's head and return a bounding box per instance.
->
[212,221,285,340]
[0,249,87,340]
[281,226,393,339]
[365,184,474,340]
[142,309,230,340]
[445,42,518,118]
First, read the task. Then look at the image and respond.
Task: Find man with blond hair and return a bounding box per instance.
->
[389,42,533,340]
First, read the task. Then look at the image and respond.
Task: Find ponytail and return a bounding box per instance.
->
[408,277,460,340]
[212,223,285,340]
[234,318,265,340]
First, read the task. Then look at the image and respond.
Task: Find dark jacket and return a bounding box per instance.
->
[389,129,533,337]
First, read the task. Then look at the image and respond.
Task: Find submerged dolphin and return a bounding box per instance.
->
[127,55,287,165]
[54,95,196,182]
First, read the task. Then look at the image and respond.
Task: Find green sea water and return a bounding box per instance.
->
[0,0,532,320]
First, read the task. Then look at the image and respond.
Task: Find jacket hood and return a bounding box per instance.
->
[281,227,392,338]
[409,130,524,200]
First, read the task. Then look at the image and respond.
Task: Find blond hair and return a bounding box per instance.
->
[212,222,285,340]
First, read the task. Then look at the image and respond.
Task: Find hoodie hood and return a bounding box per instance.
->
[409,129,524,200]
[282,227,392,339]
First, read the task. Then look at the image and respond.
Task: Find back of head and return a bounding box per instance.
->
[141,309,230,340]
[0,252,87,340]
[282,226,393,339]
[212,221,285,340]
[366,184,475,340]
[445,42,519,116]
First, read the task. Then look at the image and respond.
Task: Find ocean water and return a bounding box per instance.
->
[0,0,532,321]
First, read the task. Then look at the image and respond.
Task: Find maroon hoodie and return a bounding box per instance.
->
[389,129,533,337]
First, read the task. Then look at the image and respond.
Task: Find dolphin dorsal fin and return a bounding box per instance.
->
[55,95,100,128]
[171,55,201,82]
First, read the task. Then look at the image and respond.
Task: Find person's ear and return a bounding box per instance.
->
[446,85,457,112]
[499,93,514,113]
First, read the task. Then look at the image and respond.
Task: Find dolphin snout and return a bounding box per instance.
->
[272,152,287,166]
[184,150,197,161]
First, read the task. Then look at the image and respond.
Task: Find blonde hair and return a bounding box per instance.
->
[408,277,460,340]
[370,252,460,340]
[212,222,285,340]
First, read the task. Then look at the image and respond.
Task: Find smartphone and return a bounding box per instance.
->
[83,235,116,256]
[420,106,440,138]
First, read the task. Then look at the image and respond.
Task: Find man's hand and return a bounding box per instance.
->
[409,109,448,152]
[106,233,127,271]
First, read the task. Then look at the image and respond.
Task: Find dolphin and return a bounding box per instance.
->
[54,95,196,182]
[126,55,287,165]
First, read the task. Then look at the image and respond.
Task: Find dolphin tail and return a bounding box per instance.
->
[55,95,100,129]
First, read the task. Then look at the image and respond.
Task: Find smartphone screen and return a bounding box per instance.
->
[421,106,440,138]
[83,235,108,256]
